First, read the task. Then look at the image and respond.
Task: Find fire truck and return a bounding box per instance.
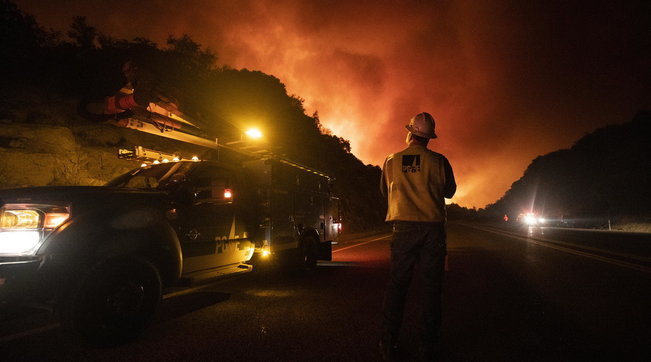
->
[0,77,341,345]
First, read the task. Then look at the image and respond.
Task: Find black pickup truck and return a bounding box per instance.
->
[0,158,339,345]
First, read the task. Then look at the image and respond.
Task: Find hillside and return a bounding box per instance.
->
[0,1,386,232]
[483,111,651,228]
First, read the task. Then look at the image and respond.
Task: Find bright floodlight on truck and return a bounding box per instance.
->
[245,128,263,139]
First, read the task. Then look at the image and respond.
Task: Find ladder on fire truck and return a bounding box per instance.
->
[112,100,331,180]
[77,67,331,178]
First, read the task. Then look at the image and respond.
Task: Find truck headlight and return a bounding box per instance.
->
[0,204,70,255]
[0,209,41,229]
[0,231,41,254]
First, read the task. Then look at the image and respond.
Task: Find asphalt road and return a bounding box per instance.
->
[1,223,650,361]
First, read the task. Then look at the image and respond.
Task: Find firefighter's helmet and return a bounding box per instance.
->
[405,112,437,139]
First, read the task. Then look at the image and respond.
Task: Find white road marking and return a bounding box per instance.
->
[467,224,651,274]
[332,235,391,253]
[316,261,358,267]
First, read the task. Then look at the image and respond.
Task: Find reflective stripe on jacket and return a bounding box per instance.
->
[380,144,456,222]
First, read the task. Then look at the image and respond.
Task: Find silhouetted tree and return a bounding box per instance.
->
[0,1,388,231]
[67,16,97,49]
[486,111,651,225]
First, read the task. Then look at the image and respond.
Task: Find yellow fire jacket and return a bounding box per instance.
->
[380,144,456,222]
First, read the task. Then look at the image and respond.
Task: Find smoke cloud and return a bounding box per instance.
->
[15,0,651,207]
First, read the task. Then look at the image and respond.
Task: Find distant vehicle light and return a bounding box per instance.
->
[172,157,180,162]
[153,160,160,164]
[191,156,199,161]
[140,163,148,167]
[538,217,546,224]
[162,159,169,163]
[523,214,537,225]
[224,189,233,199]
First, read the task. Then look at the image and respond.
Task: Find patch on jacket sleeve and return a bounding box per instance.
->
[402,155,421,173]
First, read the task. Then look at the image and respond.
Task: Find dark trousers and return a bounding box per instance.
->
[381,221,447,352]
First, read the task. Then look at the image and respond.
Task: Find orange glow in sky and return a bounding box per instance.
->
[15,0,651,208]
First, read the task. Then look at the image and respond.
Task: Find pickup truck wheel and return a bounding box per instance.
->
[301,236,319,269]
[71,259,162,346]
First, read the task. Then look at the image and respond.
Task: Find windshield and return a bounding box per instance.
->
[106,162,194,189]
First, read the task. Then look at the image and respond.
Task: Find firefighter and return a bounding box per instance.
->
[101,60,182,116]
[379,112,456,361]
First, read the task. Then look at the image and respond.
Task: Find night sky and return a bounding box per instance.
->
[14,0,651,208]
